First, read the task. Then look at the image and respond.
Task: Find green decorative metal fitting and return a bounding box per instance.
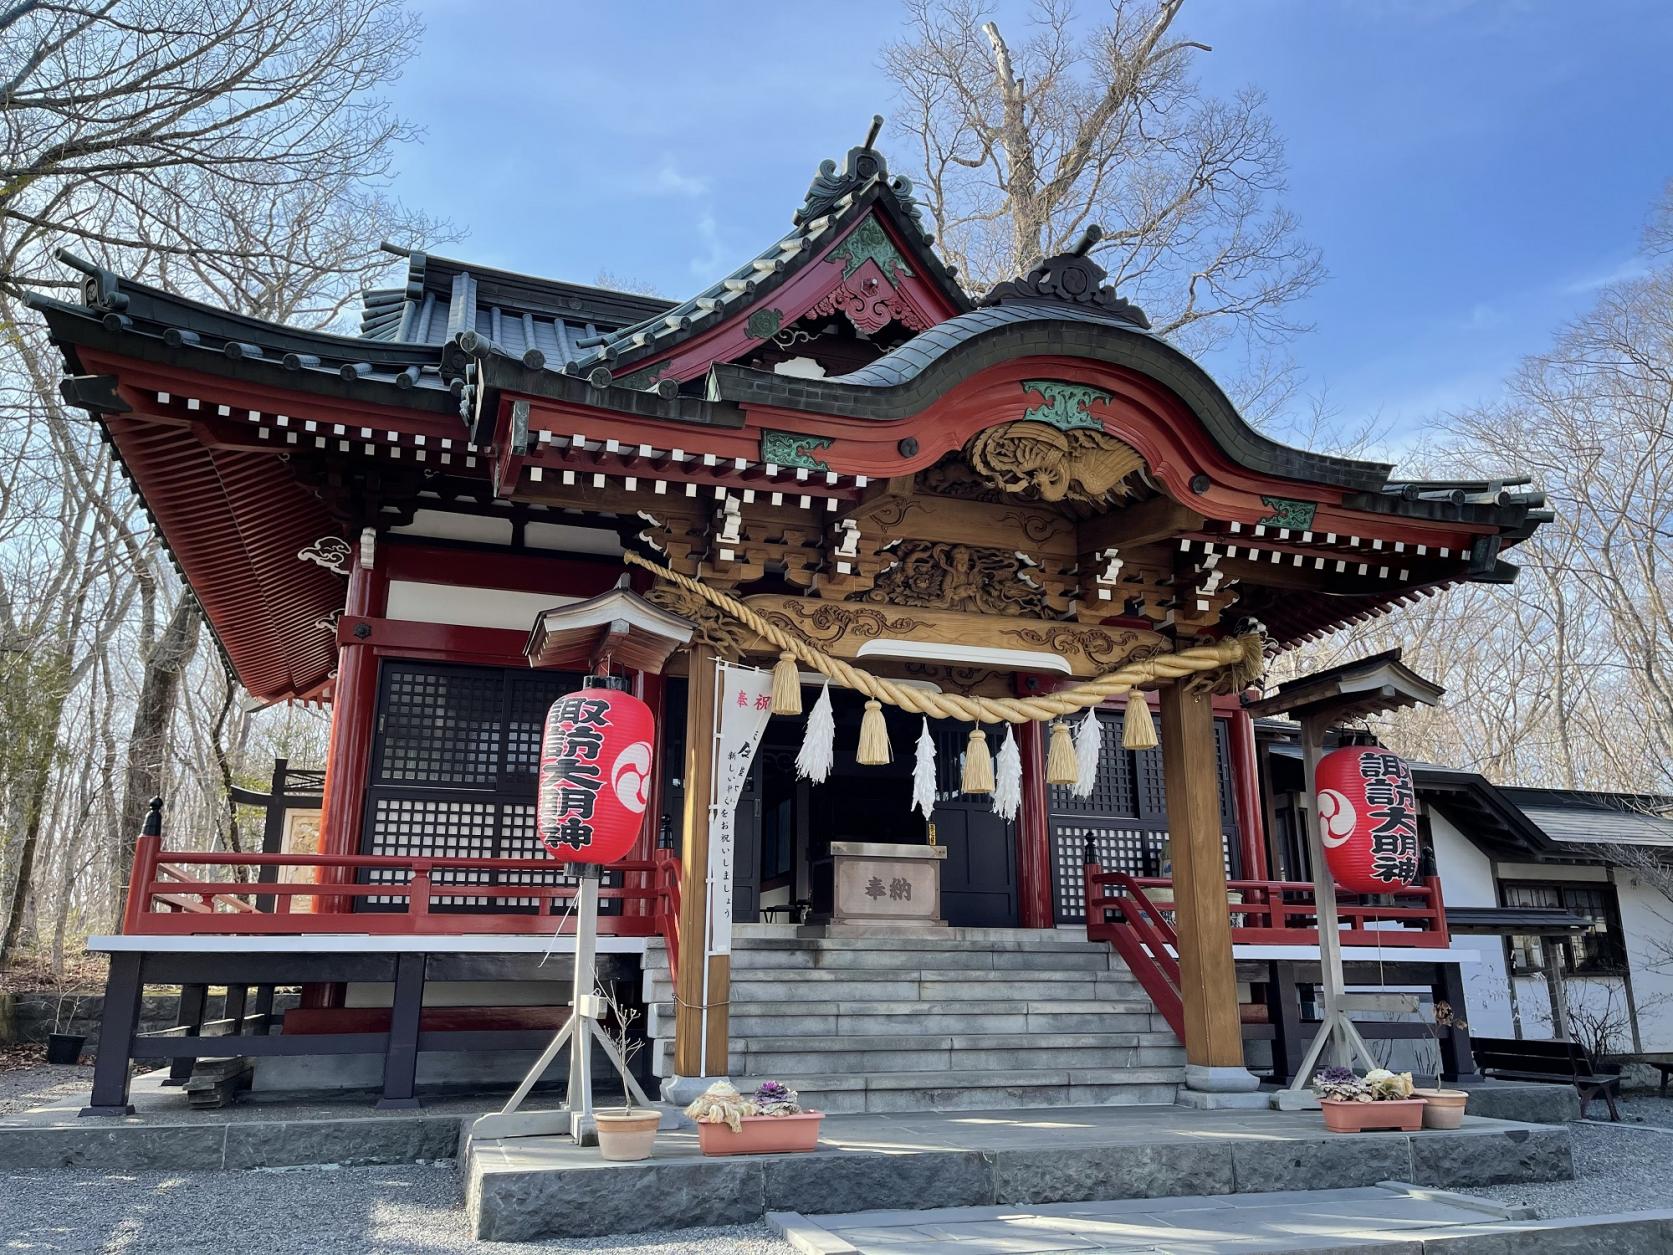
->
[746,307,784,340]
[615,362,671,392]
[824,218,914,285]
[1257,496,1318,530]
[761,430,834,472]
[1020,380,1113,431]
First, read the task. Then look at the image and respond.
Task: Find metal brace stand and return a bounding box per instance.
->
[471,864,657,1143]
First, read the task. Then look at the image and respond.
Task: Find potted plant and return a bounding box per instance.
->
[685,1080,824,1155]
[1313,1066,1425,1133]
[1412,1000,1470,1129]
[44,984,88,1066]
[593,987,659,1162]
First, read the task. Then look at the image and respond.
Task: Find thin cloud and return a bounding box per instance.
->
[1558,255,1651,296]
[652,158,709,199]
[688,211,727,280]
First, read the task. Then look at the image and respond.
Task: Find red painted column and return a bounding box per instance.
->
[317,540,384,862]
[1226,706,1268,880]
[1016,717,1055,928]
[625,669,667,921]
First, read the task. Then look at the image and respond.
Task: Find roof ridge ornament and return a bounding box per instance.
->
[795,115,928,235]
[977,226,1150,329]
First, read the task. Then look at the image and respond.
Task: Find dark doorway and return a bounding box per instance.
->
[762,696,1019,928]
[928,720,1019,927]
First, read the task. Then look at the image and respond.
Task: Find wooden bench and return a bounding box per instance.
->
[1469,1035,1622,1121]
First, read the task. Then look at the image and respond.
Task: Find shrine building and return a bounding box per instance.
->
[29,133,1549,1115]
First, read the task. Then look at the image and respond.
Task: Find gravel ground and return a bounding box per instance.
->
[0,1161,793,1254]
[0,1060,94,1116]
[1466,1093,1673,1219]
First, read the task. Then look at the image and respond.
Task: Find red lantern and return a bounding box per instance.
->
[1314,746,1420,893]
[537,678,655,865]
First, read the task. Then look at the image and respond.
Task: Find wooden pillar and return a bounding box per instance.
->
[673,646,728,1076]
[1160,681,1248,1077]
[1016,718,1055,928]
[310,537,381,1010]
[1226,707,1268,880]
[317,544,382,861]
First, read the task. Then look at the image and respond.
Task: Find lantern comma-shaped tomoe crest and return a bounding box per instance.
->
[1314,746,1421,893]
[537,680,655,865]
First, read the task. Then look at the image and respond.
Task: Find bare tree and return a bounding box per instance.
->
[0,0,450,960]
[884,0,1322,354]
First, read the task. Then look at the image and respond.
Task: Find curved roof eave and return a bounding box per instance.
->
[706,299,1397,494]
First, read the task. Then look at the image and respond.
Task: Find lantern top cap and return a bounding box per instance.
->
[524,584,695,675]
[583,674,629,691]
[1242,648,1444,723]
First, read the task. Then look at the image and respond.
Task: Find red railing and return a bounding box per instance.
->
[1084,870,1452,957]
[123,830,682,964]
[1084,868,1450,951]
[1084,866,1451,1040]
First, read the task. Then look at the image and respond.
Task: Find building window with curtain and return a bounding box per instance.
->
[1502,881,1627,975]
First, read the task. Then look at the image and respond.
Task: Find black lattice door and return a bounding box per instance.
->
[1048,709,1242,923]
[360,661,616,915]
[929,720,1019,927]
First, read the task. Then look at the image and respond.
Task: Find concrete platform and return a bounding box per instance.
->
[769,1186,1673,1254]
[463,1105,1575,1241]
[0,1069,478,1170]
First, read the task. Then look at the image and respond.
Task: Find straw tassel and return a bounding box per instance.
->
[857,698,892,765]
[992,725,1022,821]
[795,683,835,783]
[1046,719,1078,786]
[911,718,937,819]
[961,726,994,794]
[1122,690,1158,751]
[770,650,802,716]
[1072,707,1102,798]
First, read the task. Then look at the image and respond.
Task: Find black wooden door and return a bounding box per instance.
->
[930,720,1018,927]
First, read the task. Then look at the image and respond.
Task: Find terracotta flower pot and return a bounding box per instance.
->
[1413,1088,1469,1130]
[596,1107,660,1161]
[696,1111,824,1156]
[1320,1098,1425,1133]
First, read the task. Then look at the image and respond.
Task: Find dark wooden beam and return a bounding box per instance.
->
[1079,497,1205,553]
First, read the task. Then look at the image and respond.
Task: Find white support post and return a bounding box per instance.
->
[1287,712,1378,1089]
[469,863,658,1143]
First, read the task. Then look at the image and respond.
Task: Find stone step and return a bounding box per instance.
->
[646,999,1172,1042]
[724,946,1117,973]
[642,969,1145,1006]
[654,1029,1185,1073]
[749,1068,1183,1114]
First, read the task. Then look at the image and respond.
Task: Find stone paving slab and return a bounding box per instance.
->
[0,1069,480,1169]
[464,1106,1575,1241]
[767,1188,1673,1254]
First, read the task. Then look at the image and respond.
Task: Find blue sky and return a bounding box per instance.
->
[379,1,1673,438]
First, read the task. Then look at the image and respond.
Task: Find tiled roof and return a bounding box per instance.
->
[1500,787,1673,848]
[359,249,674,376]
[555,140,967,384]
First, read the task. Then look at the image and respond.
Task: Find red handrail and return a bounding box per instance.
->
[1085,870,1451,948]
[120,838,683,941]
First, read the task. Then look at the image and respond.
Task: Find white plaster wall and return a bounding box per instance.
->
[1615,874,1673,1052]
[1429,809,1497,908]
[384,580,576,630]
[1427,808,1516,1037]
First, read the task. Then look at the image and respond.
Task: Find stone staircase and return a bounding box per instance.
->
[641,926,1183,1114]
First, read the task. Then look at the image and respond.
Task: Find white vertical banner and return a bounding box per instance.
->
[706,661,775,959]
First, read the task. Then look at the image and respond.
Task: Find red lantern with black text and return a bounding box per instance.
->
[537,677,655,865]
[1314,746,1420,893]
